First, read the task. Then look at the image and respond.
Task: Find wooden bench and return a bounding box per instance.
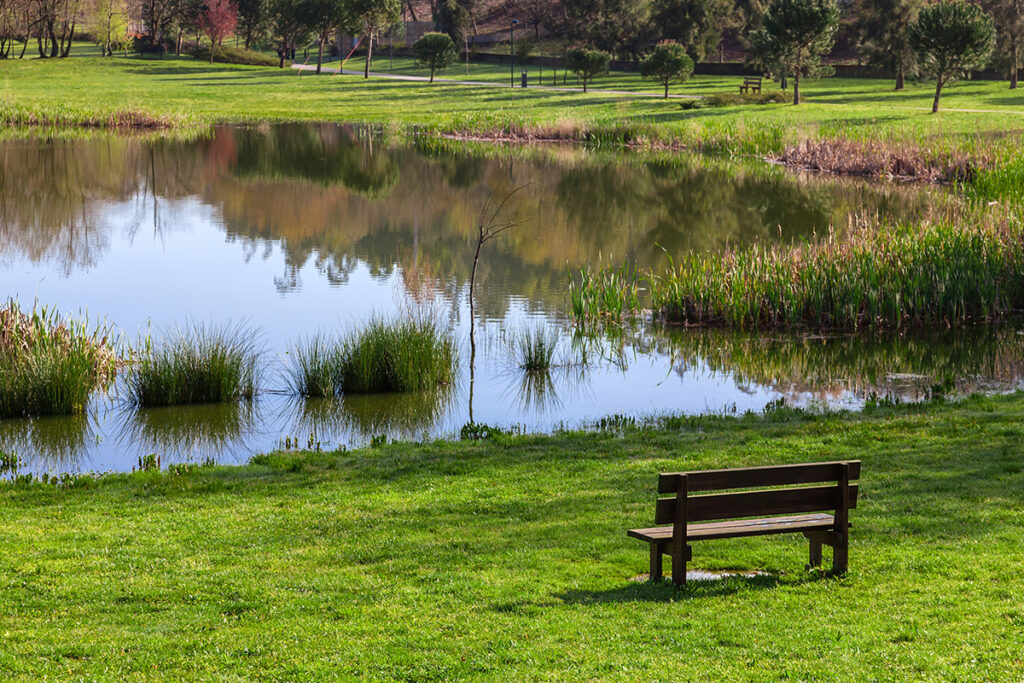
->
[628,460,860,586]
[739,77,762,94]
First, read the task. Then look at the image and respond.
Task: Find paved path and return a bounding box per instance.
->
[291,63,703,99]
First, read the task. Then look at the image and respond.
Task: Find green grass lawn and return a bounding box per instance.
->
[2,46,1023,152]
[2,394,1024,679]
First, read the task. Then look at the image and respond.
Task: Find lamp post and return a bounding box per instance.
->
[510,19,518,88]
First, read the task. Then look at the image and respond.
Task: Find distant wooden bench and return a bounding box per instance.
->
[739,77,762,94]
[137,44,165,60]
[628,460,860,586]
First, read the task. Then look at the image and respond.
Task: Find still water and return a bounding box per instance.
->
[1,123,1020,474]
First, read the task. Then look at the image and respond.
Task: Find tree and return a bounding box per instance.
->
[650,0,731,62]
[565,46,610,92]
[302,0,354,74]
[349,0,400,78]
[199,0,237,62]
[910,0,995,112]
[854,0,921,90]
[750,0,839,105]
[503,0,551,39]
[89,0,130,55]
[413,31,457,82]
[560,0,652,57]
[640,40,694,97]
[433,0,473,46]
[268,0,309,67]
[134,0,176,48]
[236,0,266,48]
[981,0,1024,89]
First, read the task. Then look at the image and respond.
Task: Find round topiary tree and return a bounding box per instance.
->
[565,46,611,93]
[910,1,996,112]
[640,40,695,98]
[414,31,459,83]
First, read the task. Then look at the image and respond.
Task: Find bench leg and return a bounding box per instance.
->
[833,533,849,575]
[671,544,691,588]
[808,536,822,568]
[649,542,663,582]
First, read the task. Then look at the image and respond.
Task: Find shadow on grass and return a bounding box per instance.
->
[550,570,835,604]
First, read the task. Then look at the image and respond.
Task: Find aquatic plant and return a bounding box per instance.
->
[514,327,560,372]
[0,300,118,419]
[282,335,343,398]
[337,318,456,394]
[125,322,259,407]
[569,264,643,321]
[646,214,1024,329]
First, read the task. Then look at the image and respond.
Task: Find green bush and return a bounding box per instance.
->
[680,90,789,109]
[189,45,283,67]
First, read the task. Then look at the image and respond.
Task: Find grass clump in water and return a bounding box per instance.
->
[514,327,560,372]
[338,318,456,394]
[646,215,1024,329]
[569,264,642,322]
[0,300,118,418]
[282,335,343,398]
[126,322,259,407]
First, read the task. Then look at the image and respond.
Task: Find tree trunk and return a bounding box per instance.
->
[583,76,587,93]
[406,0,417,22]
[316,37,324,74]
[364,32,372,78]
[793,70,800,105]
[895,59,904,91]
[1012,39,1019,90]
[430,67,434,83]
[210,38,215,63]
[176,29,182,56]
[664,80,668,98]
[932,75,943,113]
[279,49,286,68]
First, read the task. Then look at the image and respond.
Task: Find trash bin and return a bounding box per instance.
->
[521,71,528,88]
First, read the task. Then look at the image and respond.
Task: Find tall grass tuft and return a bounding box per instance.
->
[645,214,1024,329]
[125,322,260,407]
[0,300,118,418]
[282,335,342,398]
[338,318,456,394]
[569,264,642,321]
[514,327,560,371]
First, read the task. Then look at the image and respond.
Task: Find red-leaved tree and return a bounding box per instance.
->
[199,0,237,63]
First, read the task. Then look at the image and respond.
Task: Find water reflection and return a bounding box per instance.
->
[0,124,1012,475]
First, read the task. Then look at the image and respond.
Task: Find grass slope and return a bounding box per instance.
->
[2,394,1024,679]
[3,50,1024,148]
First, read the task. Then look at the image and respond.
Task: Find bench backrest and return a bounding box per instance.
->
[744,77,762,84]
[654,461,860,525]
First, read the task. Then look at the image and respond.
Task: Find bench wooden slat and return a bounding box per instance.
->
[655,484,858,524]
[628,513,837,542]
[659,460,860,493]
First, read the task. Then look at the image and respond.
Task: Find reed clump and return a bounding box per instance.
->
[125,323,259,407]
[569,264,642,321]
[282,335,343,398]
[514,327,560,371]
[777,139,987,182]
[337,318,456,394]
[0,301,118,418]
[646,215,1024,329]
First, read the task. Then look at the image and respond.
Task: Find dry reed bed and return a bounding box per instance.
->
[776,139,993,182]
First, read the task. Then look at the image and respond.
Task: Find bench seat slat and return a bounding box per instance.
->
[628,513,837,543]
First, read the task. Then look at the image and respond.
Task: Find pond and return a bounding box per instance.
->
[1,123,1021,474]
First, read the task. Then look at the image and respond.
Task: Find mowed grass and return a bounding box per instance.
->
[3,45,1024,147]
[2,393,1024,679]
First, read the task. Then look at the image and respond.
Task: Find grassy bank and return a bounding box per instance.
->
[2,393,1024,679]
[3,50,1024,162]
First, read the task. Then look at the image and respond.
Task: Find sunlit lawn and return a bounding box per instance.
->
[2,394,1024,679]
